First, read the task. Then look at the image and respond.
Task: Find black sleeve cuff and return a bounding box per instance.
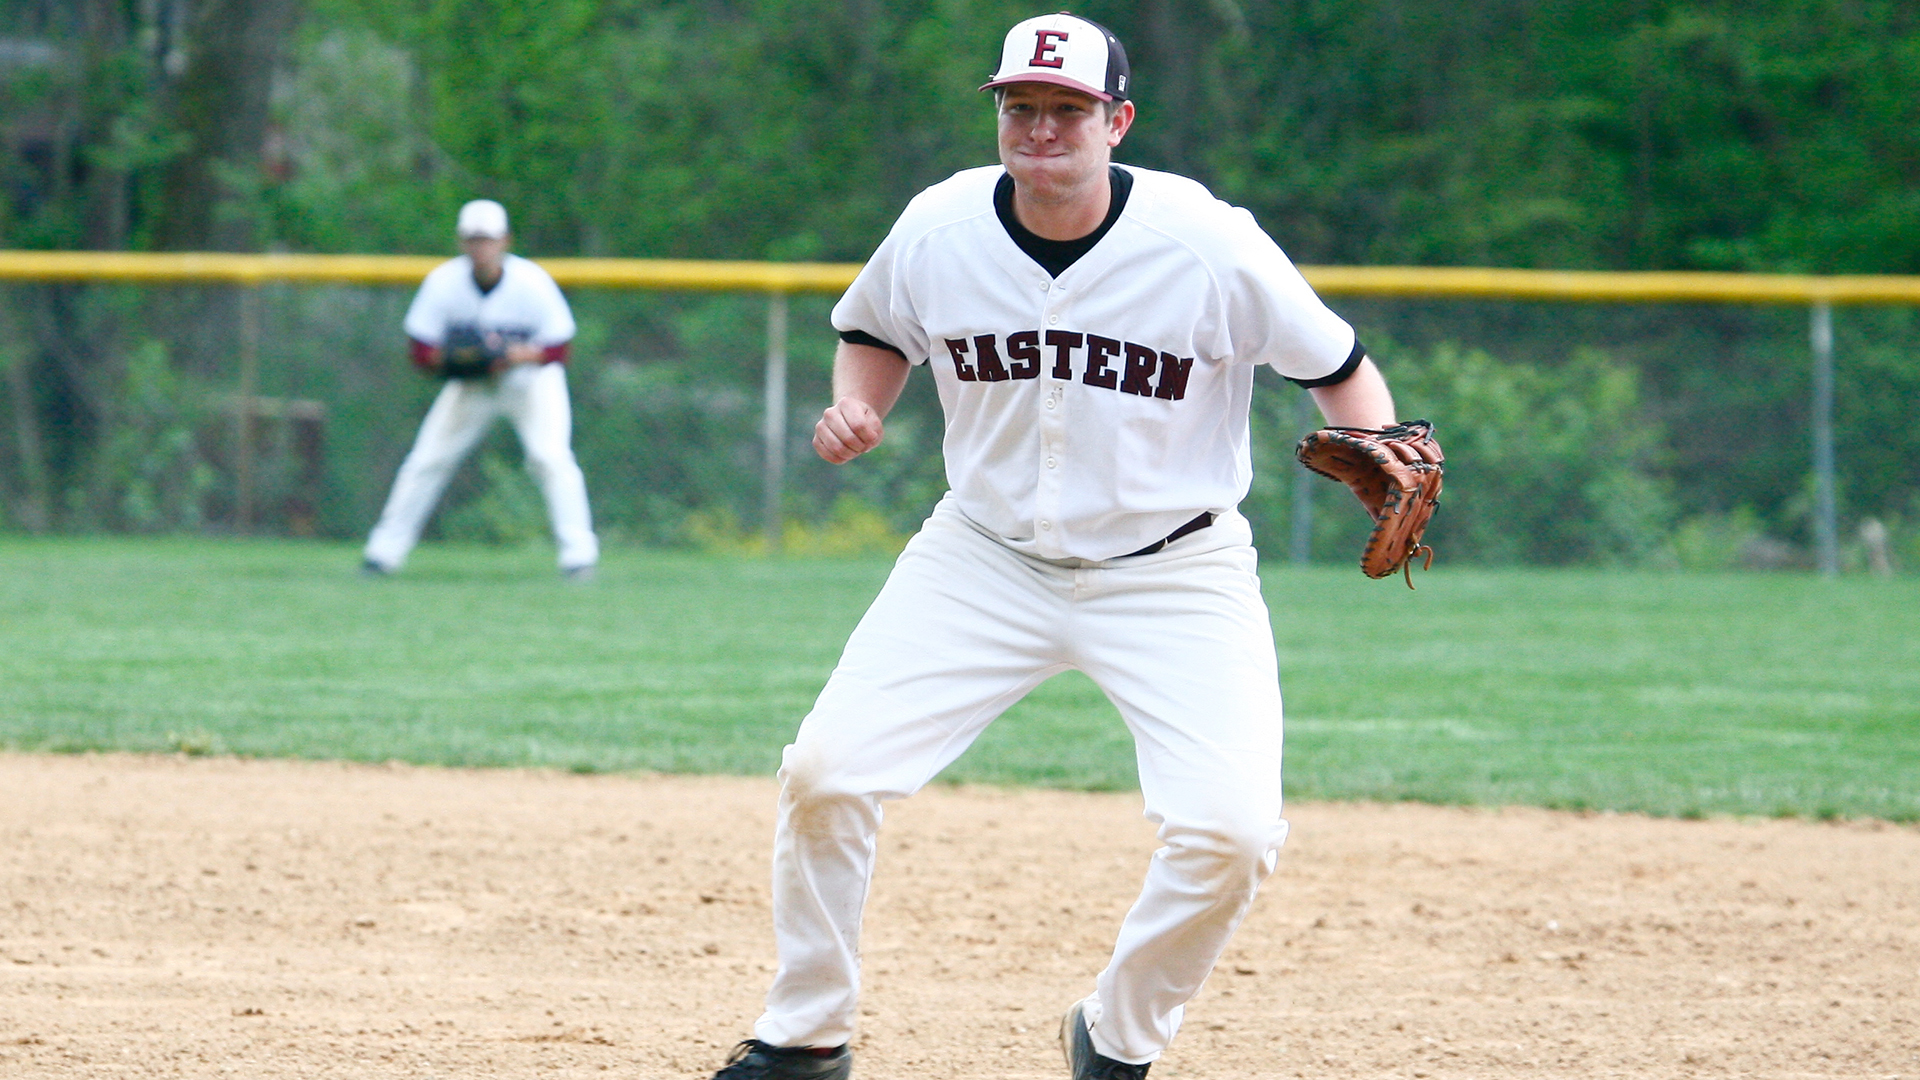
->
[1287,337,1366,389]
[839,329,907,359]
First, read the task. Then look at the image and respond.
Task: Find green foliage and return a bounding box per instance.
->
[414,0,609,251]
[780,496,910,557]
[811,405,951,536]
[1155,0,1920,274]
[1670,508,1767,572]
[562,307,777,544]
[1386,342,1674,565]
[437,451,551,546]
[282,0,1022,259]
[683,495,909,557]
[66,339,219,533]
[8,2,1920,565]
[0,10,184,251]
[3,538,1917,819]
[1831,307,1920,523]
[19,1,1920,270]
[1898,512,1920,574]
[267,27,452,253]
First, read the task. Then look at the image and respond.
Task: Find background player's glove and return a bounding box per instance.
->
[1296,419,1445,586]
[439,326,504,380]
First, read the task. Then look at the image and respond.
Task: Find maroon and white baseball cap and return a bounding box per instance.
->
[980,12,1131,102]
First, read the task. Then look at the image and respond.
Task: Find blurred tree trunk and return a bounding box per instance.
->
[5,0,303,530]
[153,0,304,252]
[1117,0,1251,184]
[76,0,132,250]
[1129,0,1211,177]
[0,303,52,534]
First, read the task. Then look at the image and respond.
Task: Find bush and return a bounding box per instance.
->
[437,451,550,547]
[1669,508,1766,571]
[74,340,219,533]
[1384,342,1676,565]
[568,353,762,546]
[681,495,908,557]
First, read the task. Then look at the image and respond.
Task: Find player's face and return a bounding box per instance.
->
[460,234,509,277]
[997,83,1134,198]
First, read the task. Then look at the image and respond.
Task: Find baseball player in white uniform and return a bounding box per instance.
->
[362,199,599,578]
[710,13,1400,1080]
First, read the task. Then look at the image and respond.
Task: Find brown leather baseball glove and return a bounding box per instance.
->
[1295,419,1445,586]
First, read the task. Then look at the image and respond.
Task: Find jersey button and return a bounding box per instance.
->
[1039,520,1052,531]
[1045,398,1057,410]
[1047,314,1059,325]
[1046,457,1056,469]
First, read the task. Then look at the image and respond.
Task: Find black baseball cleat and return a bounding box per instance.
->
[1061,998,1151,1079]
[711,1039,851,1080]
[359,558,392,578]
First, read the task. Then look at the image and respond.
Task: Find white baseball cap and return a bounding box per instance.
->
[980,11,1131,102]
[455,199,509,239]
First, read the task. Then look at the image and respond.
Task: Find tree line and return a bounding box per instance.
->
[1,0,1917,569]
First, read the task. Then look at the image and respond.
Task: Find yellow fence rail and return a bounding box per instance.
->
[1302,266,1920,305]
[1,250,1891,570]
[7,250,1920,304]
[0,251,860,293]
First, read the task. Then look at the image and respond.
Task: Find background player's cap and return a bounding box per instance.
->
[980,12,1130,102]
[455,199,509,239]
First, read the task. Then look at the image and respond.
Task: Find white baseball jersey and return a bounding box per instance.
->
[367,251,595,574]
[832,164,1357,561]
[403,253,576,349]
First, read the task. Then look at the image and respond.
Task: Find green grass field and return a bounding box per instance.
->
[2,537,1915,820]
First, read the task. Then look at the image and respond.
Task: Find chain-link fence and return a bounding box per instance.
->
[2,260,1916,573]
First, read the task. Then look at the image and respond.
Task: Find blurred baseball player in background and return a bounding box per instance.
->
[361,199,598,579]
[710,11,1417,1080]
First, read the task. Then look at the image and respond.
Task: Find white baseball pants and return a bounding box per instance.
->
[364,362,597,571]
[753,497,1288,1064]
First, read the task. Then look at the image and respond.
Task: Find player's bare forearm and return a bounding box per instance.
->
[815,342,911,464]
[832,342,911,415]
[1308,356,1397,429]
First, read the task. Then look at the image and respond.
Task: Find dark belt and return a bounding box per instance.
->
[1123,511,1216,557]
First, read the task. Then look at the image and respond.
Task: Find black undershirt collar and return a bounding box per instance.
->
[994,166,1133,279]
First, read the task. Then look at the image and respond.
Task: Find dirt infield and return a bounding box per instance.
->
[1,754,1915,1079]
